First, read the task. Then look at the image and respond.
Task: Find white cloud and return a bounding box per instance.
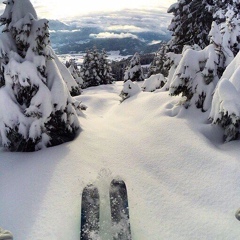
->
[90,32,139,39]
[64,8,172,34]
[148,40,162,45]
[106,25,145,33]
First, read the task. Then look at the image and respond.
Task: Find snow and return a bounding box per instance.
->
[1,82,240,239]
[50,50,80,94]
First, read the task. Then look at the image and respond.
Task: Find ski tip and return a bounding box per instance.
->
[82,184,99,196]
[235,208,240,221]
[111,178,126,185]
[83,184,96,190]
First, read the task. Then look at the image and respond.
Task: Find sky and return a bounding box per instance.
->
[28,0,176,20]
[0,0,176,39]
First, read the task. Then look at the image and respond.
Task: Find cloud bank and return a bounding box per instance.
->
[66,8,172,35]
[90,32,139,39]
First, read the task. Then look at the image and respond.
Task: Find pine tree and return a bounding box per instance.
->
[80,47,114,88]
[209,1,240,73]
[148,0,214,79]
[99,49,114,85]
[148,44,169,77]
[168,44,218,111]
[0,0,82,151]
[124,52,144,82]
[209,51,240,142]
[163,0,240,112]
[167,0,213,54]
[80,50,92,88]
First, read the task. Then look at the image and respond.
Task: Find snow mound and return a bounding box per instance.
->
[142,73,166,92]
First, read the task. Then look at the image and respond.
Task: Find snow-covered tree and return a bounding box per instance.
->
[124,52,144,82]
[209,6,240,74]
[120,80,141,102]
[166,0,240,112]
[167,0,213,54]
[209,51,240,142]
[149,0,214,79]
[0,0,82,151]
[98,49,114,85]
[80,50,92,88]
[168,44,218,111]
[80,47,114,88]
[148,44,169,77]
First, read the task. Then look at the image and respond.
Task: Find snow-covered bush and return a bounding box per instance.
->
[120,80,141,102]
[124,52,144,82]
[141,74,166,92]
[0,0,82,151]
[80,48,114,88]
[209,51,240,142]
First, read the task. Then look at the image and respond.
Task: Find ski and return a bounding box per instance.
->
[80,184,100,240]
[109,179,132,240]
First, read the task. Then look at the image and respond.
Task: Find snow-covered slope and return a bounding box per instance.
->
[1,82,240,239]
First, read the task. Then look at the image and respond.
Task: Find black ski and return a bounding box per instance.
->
[109,179,132,240]
[80,184,100,240]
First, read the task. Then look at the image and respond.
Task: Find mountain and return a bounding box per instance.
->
[48,20,171,55]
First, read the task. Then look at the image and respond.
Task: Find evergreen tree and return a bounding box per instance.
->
[99,49,114,85]
[162,0,240,112]
[209,51,240,142]
[80,47,114,88]
[148,0,214,79]
[167,0,213,54]
[168,44,218,111]
[209,1,240,72]
[80,50,92,88]
[0,0,82,151]
[148,44,169,77]
[124,52,144,82]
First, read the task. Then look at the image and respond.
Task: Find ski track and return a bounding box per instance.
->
[1,82,240,239]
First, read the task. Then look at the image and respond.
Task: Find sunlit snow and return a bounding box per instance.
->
[1,82,240,239]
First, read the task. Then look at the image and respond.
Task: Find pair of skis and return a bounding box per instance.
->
[80,179,131,240]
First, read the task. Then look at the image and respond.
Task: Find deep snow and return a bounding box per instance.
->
[1,82,240,239]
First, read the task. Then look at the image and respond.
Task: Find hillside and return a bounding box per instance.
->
[1,82,240,239]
